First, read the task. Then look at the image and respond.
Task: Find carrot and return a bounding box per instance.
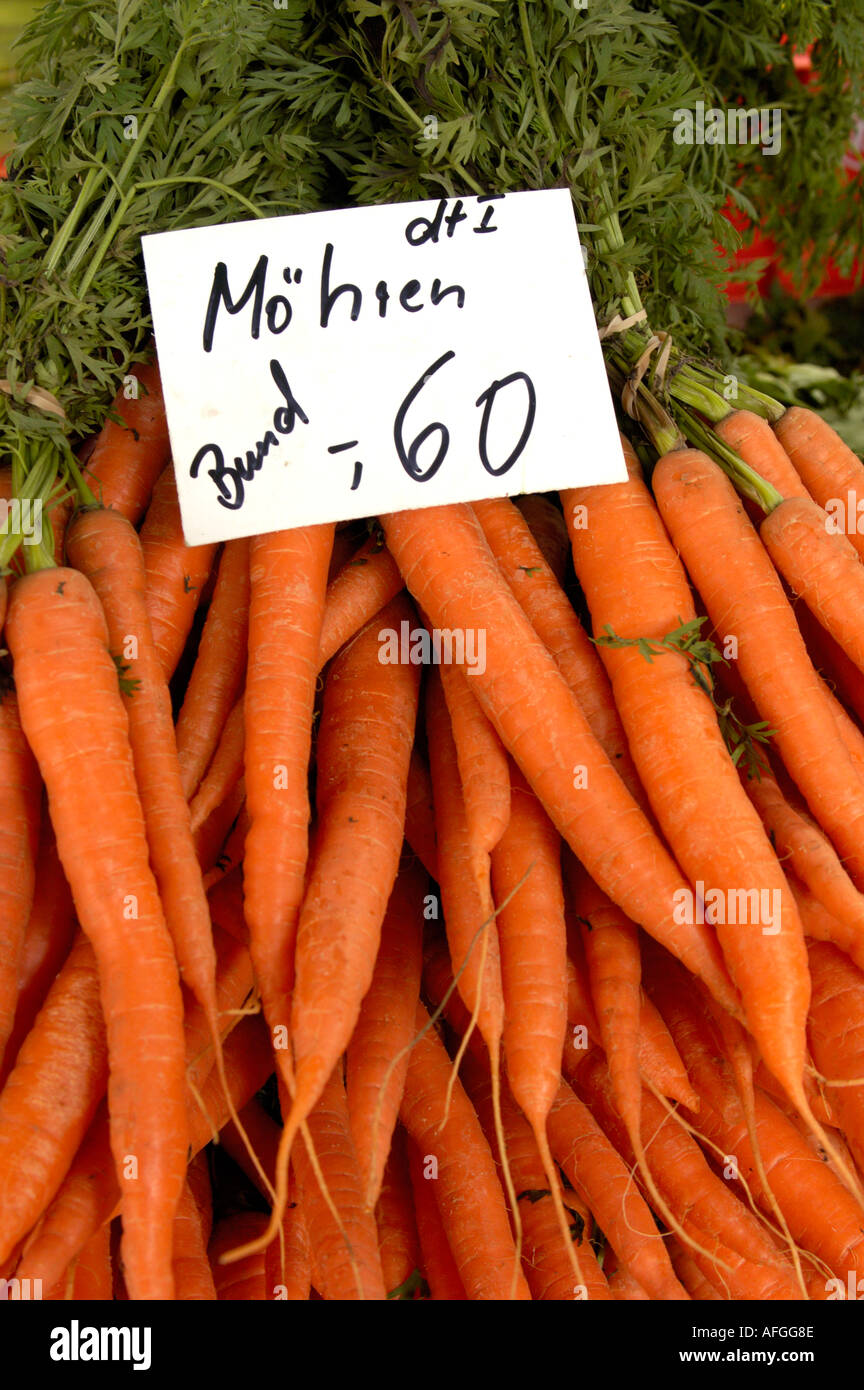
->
[492,765,567,1131]
[175,538,250,800]
[423,669,522,1250]
[381,502,737,1013]
[473,494,644,806]
[791,873,864,973]
[439,658,511,876]
[761,495,864,684]
[570,1051,801,1293]
[220,1100,311,1301]
[189,696,245,833]
[242,522,333,1088]
[211,1214,269,1300]
[71,1224,113,1301]
[404,748,437,879]
[287,1066,387,1301]
[7,914,250,1295]
[461,1051,611,1301]
[140,466,218,680]
[514,494,570,581]
[66,506,227,1072]
[806,940,864,1178]
[15,1012,273,1294]
[260,594,419,1242]
[0,932,108,1268]
[545,1076,687,1300]
[0,686,41,1072]
[608,1267,652,1301]
[425,672,504,1057]
[795,601,864,727]
[195,780,245,882]
[774,405,864,562]
[568,443,810,1120]
[654,448,864,898]
[345,857,424,1207]
[569,863,643,1148]
[399,1000,531,1301]
[6,567,188,1299]
[0,820,74,1089]
[318,529,403,668]
[82,362,171,525]
[173,1177,217,1300]
[715,410,810,500]
[668,1241,725,1301]
[406,1134,466,1300]
[743,762,864,961]
[648,954,864,1282]
[375,1126,423,1298]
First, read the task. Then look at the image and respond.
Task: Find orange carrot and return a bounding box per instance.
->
[173,1177,217,1300]
[243,522,334,1093]
[264,594,419,1235]
[399,1000,531,1301]
[514,494,570,580]
[318,530,403,668]
[648,954,864,1282]
[715,410,810,500]
[655,450,864,903]
[16,1012,273,1294]
[791,873,864,974]
[346,857,424,1207]
[0,686,41,1072]
[774,406,864,562]
[189,696,245,834]
[439,658,511,875]
[211,1214,269,1300]
[0,932,108,1268]
[1,818,71,1091]
[425,672,504,1058]
[375,1127,423,1298]
[569,443,810,1120]
[406,1134,466,1301]
[66,507,227,1100]
[287,1066,387,1301]
[743,762,864,961]
[761,495,864,685]
[461,1051,611,1301]
[175,538,250,800]
[6,568,188,1299]
[571,866,643,1144]
[82,362,171,525]
[219,1100,311,1301]
[806,940,864,1177]
[491,765,567,1133]
[404,748,437,879]
[140,466,218,679]
[473,494,644,806]
[546,1076,687,1300]
[382,502,737,1013]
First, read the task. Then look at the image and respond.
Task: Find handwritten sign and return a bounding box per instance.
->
[142,190,626,544]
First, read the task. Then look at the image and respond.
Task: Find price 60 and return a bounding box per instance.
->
[395,350,537,483]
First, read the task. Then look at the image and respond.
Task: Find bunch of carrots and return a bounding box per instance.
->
[2,352,864,1303]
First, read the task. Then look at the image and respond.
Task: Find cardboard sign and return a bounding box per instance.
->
[142,189,626,544]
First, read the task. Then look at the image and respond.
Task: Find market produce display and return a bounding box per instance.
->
[2,0,864,1307]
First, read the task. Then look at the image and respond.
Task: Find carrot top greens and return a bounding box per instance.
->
[1,0,862,481]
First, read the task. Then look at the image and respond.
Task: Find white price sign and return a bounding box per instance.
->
[142,189,626,544]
